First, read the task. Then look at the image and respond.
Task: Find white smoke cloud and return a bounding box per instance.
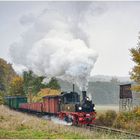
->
[9,2,102,91]
[20,13,36,26]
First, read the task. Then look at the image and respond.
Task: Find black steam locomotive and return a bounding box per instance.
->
[58,89,96,125]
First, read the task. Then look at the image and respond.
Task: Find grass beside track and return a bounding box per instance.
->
[0,105,132,139]
[0,129,84,139]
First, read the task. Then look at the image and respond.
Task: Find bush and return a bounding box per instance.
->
[113,113,126,129]
[96,107,140,132]
[132,107,140,118]
[113,107,140,131]
[96,110,117,126]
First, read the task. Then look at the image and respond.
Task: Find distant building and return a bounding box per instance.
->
[119,83,140,111]
[119,84,133,111]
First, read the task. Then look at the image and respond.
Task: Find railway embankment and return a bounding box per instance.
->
[0,105,137,139]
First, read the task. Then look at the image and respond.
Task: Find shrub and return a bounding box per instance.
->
[113,107,140,131]
[96,110,117,126]
[132,107,140,119]
[113,113,126,129]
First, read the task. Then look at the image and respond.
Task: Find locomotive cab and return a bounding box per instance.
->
[59,92,80,112]
[59,91,95,113]
[60,91,80,104]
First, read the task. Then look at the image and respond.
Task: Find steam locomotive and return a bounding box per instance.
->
[4,88,96,125]
[58,90,96,125]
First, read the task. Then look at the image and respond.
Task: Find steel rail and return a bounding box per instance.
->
[88,124,140,139]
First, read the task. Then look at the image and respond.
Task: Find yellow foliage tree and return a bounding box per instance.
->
[130,33,140,91]
[0,58,16,90]
[9,76,24,96]
[32,88,61,102]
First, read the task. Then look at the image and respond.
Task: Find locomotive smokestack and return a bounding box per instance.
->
[73,84,75,92]
[82,91,87,100]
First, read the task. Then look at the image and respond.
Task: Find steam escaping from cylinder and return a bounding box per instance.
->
[43,116,72,126]
[9,2,99,91]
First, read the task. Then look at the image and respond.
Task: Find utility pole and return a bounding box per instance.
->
[28,87,33,103]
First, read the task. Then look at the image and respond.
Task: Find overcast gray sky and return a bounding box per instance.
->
[0,1,140,77]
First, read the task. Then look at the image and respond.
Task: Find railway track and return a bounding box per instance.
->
[17,109,140,139]
[41,113,140,139]
[86,124,140,139]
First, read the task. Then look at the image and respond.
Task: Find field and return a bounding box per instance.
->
[0,105,131,139]
[96,104,119,112]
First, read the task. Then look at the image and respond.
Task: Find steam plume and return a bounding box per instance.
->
[43,116,72,126]
[9,2,100,90]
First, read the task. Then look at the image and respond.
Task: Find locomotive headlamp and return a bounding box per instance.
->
[93,106,96,110]
[78,107,82,110]
[86,97,89,101]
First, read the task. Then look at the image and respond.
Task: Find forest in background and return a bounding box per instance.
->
[0,58,60,104]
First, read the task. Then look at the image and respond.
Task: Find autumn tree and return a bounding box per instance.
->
[130,33,140,91]
[9,76,24,96]
[23,70,46,96]
[46,77,61,90]
[0,91,4,104]
[22,71,61,96]
[23,70,34,95]
[0,58,17,103]
[0,58,16,87]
